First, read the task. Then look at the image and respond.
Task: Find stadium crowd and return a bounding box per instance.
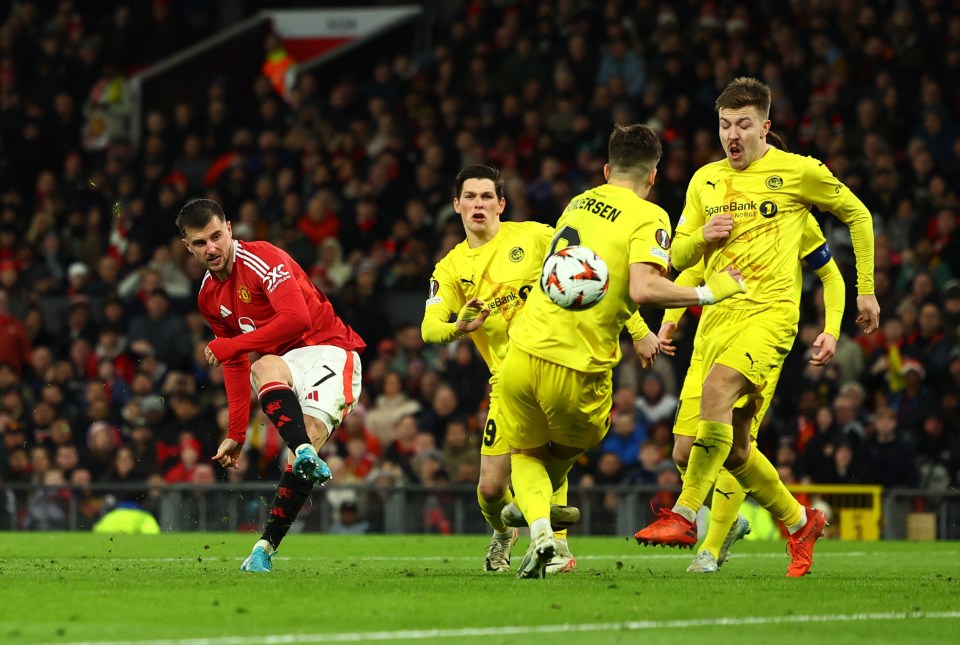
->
[1,0,960,531]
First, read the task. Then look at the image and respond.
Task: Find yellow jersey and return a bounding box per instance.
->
[664,212,842,333]
[675,147,873,307]
[421,221,554,382]
[510,183,671,373]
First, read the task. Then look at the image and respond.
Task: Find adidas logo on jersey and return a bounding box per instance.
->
[220,305,232,317]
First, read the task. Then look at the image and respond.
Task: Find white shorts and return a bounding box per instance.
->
[278,346,362,434]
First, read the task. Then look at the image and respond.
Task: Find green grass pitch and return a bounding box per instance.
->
[1,533,958,645]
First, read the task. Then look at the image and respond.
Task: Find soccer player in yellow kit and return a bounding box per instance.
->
[662,212,845,574]
[634,77,880,577]
[497,124,746,579]
[421,165,663,573]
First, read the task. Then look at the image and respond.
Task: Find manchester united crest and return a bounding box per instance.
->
[238,284,251,303]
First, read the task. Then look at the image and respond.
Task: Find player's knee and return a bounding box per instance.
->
[250,355,289,385]
[701,381,741,418]
[477,479,508,502]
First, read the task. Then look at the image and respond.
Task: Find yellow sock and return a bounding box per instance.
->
[510,453,551,526]
[677,463,687,479]
[477,484,512,533]
[551,478,568,541]
[699,468,746,558]
[729,445,802,527]
[545,455,578,491]
[676,420,732,513]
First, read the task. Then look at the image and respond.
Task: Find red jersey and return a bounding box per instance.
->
[198,240,365,442]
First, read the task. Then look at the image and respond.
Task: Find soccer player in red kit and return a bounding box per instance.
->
[177,199,365,572]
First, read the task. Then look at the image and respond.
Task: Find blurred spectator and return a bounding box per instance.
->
[890,360,939,439]
[861,407,920,488]
[365,370,422,445]
[626,441,663,486]
[442,340,489,414]
[821,441,864,484]
[801,405,841,484]
[311,237,353,296]
[23,469,71,530]
[593,452,625,485]
[416,382,462,442]
[163,433,204,483]
[635,372,678,424]
[126,290,191,370]
[0,290,31,376]
[915,412,960,490]
[601,410,646,468]
[342,430,377,480]
[440,417,479,479]
[903,302,952,389]
[83,420,120,480]
[383,414,419,481]
[330,500,370,535]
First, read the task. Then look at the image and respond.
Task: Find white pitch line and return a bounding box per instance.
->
[41,611,960,645]
[106,551,956,563]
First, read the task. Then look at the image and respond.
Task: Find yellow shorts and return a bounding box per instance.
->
[674,351,783,439]
[498,347,612,451]
[699,301,795,388]
[675,302,796,437]
[480,387,510,457]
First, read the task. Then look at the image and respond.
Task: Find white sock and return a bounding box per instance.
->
[255,539,275,555]
[671,504,697,524]
[787,506,808,535]
[530,517,552,540]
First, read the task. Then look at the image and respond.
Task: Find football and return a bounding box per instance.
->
[540,245,610,310]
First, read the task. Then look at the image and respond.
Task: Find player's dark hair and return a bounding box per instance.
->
[607,123,662,176]
[454,165,505,201]
[767,130,788,151]
[176,199,226,237]
[715,76,772,120]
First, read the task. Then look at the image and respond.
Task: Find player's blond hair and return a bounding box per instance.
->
[608,123,662,176]
[715,77,772,120]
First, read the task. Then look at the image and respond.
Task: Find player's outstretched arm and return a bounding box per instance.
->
[808,258,844,366]
[630,262,745,308]
[805,158,878,333]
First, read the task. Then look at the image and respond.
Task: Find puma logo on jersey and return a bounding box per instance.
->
[219,305,232,318]
[706,180,717,189]
[745,352,755,368]
[460,278,475,286]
